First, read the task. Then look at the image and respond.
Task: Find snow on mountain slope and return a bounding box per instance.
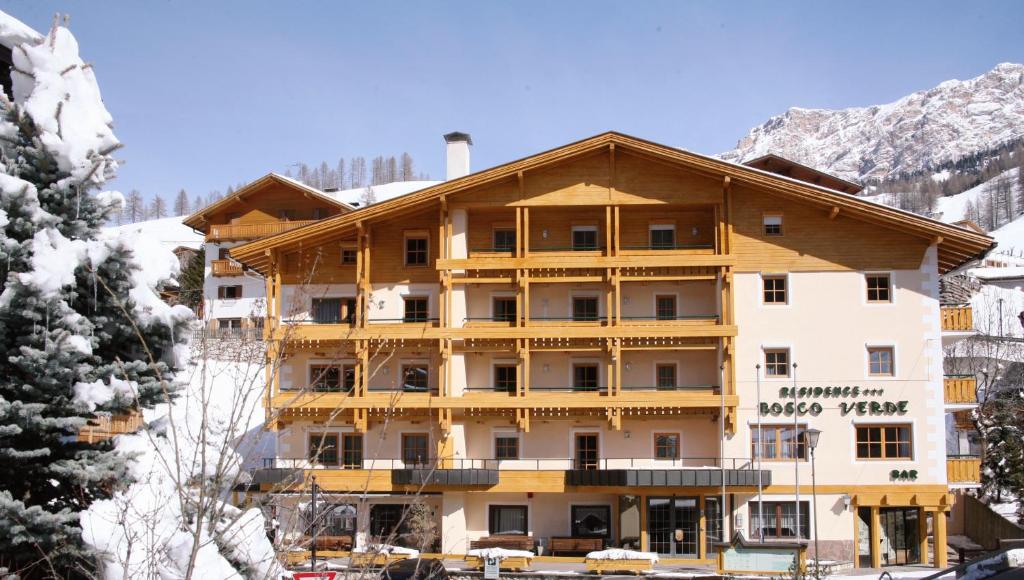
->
[104,216,203,251]
[721,63,1024,182]
[325,180,440,206]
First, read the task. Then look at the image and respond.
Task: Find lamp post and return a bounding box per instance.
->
[805,428,822,568]
[310,475,319,572]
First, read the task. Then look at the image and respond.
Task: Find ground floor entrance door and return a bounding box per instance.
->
[857,507,922,567]
[647,497,700,557]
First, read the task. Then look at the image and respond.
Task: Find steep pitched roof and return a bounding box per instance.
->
[182,173,354,231]
[231,131,994,275]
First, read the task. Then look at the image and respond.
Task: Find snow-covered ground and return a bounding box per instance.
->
[105,216,203,252]
[325,180,440,206]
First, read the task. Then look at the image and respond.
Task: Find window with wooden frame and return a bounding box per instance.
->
[571,505,611,539]
[764,349,790,378]
[763,214,783,236]
[488,505,528,535]
[340,433,363,468]
[401,433,429,466]
[866,274,892,303]
[492,296,517,322]
[762,275,787,304]
[404,233,429,266]
[493,228,516,252]
[655,295,677,320]
[340,245,358,265]
[749,501,809,539]
[656,364,677,390]
[495,434,519,460]
[856,424,912,459]
[572,296,599,322]
[573,363,600,392]
[649,224,676,249]
[868,346,895,376]
[751,425,807,460]
[312,207,327,220]
[401,364,429,393]
[403,297,429,322]
[308,433,338,465]
[217,285,242,299]
[571,225,599,251]
[494,365,517,393]
[654,433,680,459]
[309,364,342,392]
[218,247,231,259]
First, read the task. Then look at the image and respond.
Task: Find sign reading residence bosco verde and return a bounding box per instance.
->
[759,387,909,417]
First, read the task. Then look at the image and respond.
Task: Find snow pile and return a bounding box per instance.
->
[80,356,284,580]
[8,20,120,187]
[466,547,535,560]
[585,549,659,562]
[958,549,1024,580]
[353,544,420,557]
[104,216,204,251]
[0,10,42,47]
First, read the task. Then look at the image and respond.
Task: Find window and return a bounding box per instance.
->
[304,503,356,537]
[763,214,783,236]
[866,274,892,303]
[218,247,231,260]
[656,364,677,390]
[217,318,242,337]
[650,225,676,249]
[401,433,429,466]
[342,365,356,392]
[402,364,429,392]
[493,297,517,322]
[489,505,528,535]
[341,433,363,468]
[868,347,895,376]
[749,501,809,539]
[571,226,599,251]
[573,364,599,392]
[571,505,611,539]
[494,365,517,393]
[342,298,357,324]
[278,209,295,220]
[764,349,790,378]
[310,364,341,392]
[369,504,407,538]
[217,285,242,299]
[856,425,912,459]
[405,234,428,266]
[654,433,680,459]
[493,228,516,252]
[572,297,599,322]
[341,247,358,264]
[312,207,327,220]
[495,435,519,460]
[655,295,677,320]
[312,297,343,324]
[751,425,807,460]
[762,275,787,304]
[403,297,429,322]
[308,433,338,465]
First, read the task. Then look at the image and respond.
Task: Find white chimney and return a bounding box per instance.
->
[444,132,472,180]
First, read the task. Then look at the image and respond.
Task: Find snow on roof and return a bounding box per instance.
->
[104,216,204,252]
[0,9,43,48]
[324,180,441,207]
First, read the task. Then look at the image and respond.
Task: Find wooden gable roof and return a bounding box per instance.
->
[230,132,994,275]
[743,153,863,195]
[182,173,354,232]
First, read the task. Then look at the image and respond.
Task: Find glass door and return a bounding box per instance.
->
[880,508,920,566]
[575,433,599,469]
[646,496,700,557]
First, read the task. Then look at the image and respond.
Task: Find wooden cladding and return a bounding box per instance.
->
[943,376,977,405]
[946,457,982,484]
[78,412,143,443]
[941,306,973,332]
[210,259,242,276]
[208,220,317,242]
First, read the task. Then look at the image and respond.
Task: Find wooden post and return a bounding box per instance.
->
[523,207,530,257]
[698,495,707,561]
[934,510,948,569]
[359,339,369,397]
[613,206,620,256]
[516,207,523,259]
[870,506,882,569]
[639,495,648,552]
[605,206,612,257]
[614,339,622,396]
[919,508,929,568]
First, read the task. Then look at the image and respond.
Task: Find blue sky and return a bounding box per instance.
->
[4,1,1024,201]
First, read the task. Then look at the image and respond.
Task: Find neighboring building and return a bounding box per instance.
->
[231,132,993,568]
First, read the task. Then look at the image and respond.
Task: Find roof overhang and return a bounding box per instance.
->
[230,132,995,275]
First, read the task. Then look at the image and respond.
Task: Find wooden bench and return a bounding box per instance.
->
[550,537,604,555]
[469,535,535,551]
[308,534,353,551]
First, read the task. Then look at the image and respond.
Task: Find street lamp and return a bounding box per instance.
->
[805,428,822,568]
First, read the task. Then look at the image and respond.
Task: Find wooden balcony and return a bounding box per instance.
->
[207,220,317,242]
[944,376,977,405]
[438,252,734,272]
[947,457,982,485]
[210,259,243,276]
[78,412,143,443]
[941,306,973,332]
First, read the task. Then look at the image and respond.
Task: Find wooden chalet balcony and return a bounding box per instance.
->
[78,412,143,443]
[941,306,973,332]
[210,259,243,276]
[947,456,982,485]
[944,375,977,405]
[439,251,734,272]
[207,220,317,242]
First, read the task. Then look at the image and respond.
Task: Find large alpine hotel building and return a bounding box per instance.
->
[218,132,992,569]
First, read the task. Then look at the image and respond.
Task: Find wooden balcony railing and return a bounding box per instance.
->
[941,306,973,332]
[947,456,982,484]
[207,220,317,242]
[211,259,243,276]
[944,375,977,405]
[78,412,143,443]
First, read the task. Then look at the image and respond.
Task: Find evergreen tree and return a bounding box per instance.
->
[0,20,190,576]
[177,247,205,313]
[173,188,189,216]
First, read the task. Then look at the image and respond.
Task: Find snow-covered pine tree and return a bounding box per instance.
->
[0,15,191,576]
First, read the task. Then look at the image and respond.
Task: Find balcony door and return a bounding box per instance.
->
[574,433,599,470]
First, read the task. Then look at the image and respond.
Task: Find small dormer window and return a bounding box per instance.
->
[763,214,783,236]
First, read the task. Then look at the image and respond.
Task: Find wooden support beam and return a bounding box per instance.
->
[829,206,840,220]
[933,509,947,568]
[523,207,530,258]
[870,506,882,569]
